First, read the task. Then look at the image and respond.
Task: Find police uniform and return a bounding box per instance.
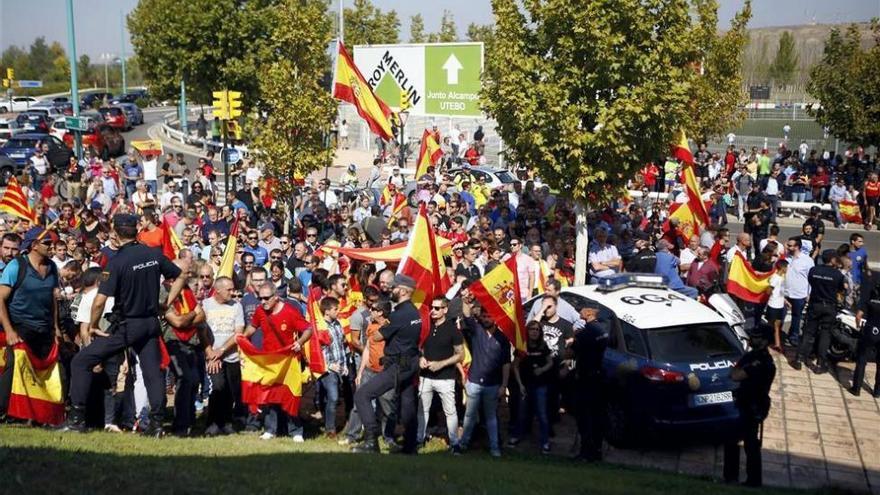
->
[352,275,422,453]
[572,318,608,461]
[851,273,880,397]
[794,258,845,372]
[723,326,776,487]
[67,215,182,433]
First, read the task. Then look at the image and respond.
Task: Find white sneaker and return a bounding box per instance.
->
[259,432,276,440]
[292,434,304,443]
[104,424,122,433]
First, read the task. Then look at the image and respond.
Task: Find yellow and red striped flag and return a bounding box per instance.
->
[398,203,450,341]
[160,222,183,261]
[320,237,455,262]
[386,191,407,227]
[415,129,443,178]
[333,41,394,141]
[0,332,6,373]
[131,139,163,157]
[839,200,862,224]
[304,286,329,377]
[534,259,551,295]
[727,251,775,304]
[0,177,37,224]
[470,255,527,353]
[7,342,64,425]
[236,335,303,416]
[672,129,710,227]
[217,215,240,279]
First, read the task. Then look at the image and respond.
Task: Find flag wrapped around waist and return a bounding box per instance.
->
[236,335,303,416]
[727,251,774,303]
[470,256,527,352]
[0,332,7,373]
[8,341,64,425]
[839,200,862,224]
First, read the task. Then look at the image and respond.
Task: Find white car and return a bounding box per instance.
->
[0,119,23,144]
[50,117,68,141]
[0,96,39,113]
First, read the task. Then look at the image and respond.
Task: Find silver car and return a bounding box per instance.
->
[113,103,143,126]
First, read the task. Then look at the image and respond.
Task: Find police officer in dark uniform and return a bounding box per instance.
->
[63,215,187,435]
[792,250,846,374]
[624,234,656,273]
[351,274,421,454]
[723,324,776,487]
[802,206,825,255]
[850,272,880,397]
[572,305,608,461]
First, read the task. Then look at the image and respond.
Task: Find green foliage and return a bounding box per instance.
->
[483,0,750,204]
[466,23,495,45]
[427,10,458,42]
[250,0,336,195]
[343,0,400,47]
[752,38,770,84]
[409,14,427,43]
[769,31,799,88]
[807,21,880,148]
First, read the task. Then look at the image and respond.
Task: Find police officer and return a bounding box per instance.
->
[850,272,880,397]
[792,250,846,374]
[572,305,608,461]
[723,324,776,487]
[624,234,657,273]
[351,274,421,454]
[64,215,187,435]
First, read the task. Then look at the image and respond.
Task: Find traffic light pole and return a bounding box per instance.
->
[65,0,82,159]
[223,119,229,198]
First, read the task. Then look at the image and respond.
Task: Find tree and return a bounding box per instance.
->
[25,37,54,80]
[409,14,426,43]
[251,0,336,195]
[769,31,799,89]
[752,38,771,84]
[466,23,494,45]
[482,0,751,205]
[343,0,400,47]
[807,21,880,148]
[77,55,95,87]
[428,10,457,42]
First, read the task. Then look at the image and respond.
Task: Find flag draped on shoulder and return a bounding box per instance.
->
[217,215,240,279]
[7,342,64,425]
[0,177,38,224]
[333,41,394,141]
[415,129,443,178]
[236,336,303,416]
[839,200,862,224]
[727,251,775,303]
[304,287,329,377]
[397,203,450,341]
[470,256,527,353]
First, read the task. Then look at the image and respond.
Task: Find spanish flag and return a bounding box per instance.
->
[379,184,396,206]
[470,255,527,353]
[217,214,240,279]
[839,200,862,224]
[727,251,774,303]
[304,287,329,377]
[131,139,163,157]
[534,259,551,295]
[666,201,700,242]
[398,203,450,341]
[333,41,394,141]
[160,222,183,261]
[0,177,37,224]
[7,342,64,425]
[0,333,6,373]
[387,191,407,227]
[672,129,710,227]
[415,129,443,178]
[320,237,455,263]
[236,335,303,416]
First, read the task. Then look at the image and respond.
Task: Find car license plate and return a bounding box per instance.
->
[9,153,24,158]
[692,391,733,407]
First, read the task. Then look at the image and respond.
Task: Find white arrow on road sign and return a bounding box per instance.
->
[442,54,463,85]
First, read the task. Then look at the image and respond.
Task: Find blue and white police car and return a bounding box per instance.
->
[525,274,745,446]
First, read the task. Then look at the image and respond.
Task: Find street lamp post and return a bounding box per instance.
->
[120,10,127,95]
[65,0,82,158]
[100,52,113,94]
[398,110,409,170]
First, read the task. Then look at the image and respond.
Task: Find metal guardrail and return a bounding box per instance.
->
[628,190,833,212]
[159,109,251,158]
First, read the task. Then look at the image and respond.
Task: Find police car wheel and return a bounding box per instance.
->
[605,401,636,448]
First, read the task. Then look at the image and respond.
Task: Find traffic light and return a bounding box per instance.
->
[5,68,13,80]
[227,91,243,118]
[212,90,229,120]
[400,89,411,111]
[2,79,7,88]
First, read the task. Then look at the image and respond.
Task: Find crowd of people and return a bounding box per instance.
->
[0,129,877,474]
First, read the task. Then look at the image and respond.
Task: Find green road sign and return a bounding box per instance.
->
[65,116,89,132]
[354,42,484,118]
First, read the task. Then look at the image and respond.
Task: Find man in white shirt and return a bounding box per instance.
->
[782,237,813,346]
[142,153,159,194]
[502,238,535,301]
[725,232,751,264]
[679,235,699,274]
[828,177,848,227]
[588,228,621,281]
[315,179,338,208]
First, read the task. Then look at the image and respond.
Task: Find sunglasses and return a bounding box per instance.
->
[243,261,254,265]
[200,275,212,279]
[430,306,446,311]
[258,295,274,301]
[306,234,317,238]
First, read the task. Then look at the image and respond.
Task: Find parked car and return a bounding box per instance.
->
[0,119,23,144]
[97,106,129,131]
[52,97,70,104]
[110,93,140,105]
[20,105,64,121]
[62,122,125,160]
[0,153,19,186]
[404,166,520,206]
[14,112,52,133]
[113,103,143,126]
[55,102,74,116]
[0,96,39,113]
[80,92,114,109]
[0,133,73,171]
[50,117,69,141]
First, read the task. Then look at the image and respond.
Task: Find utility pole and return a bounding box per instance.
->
[66,0,82,158]
[120,10,127,95]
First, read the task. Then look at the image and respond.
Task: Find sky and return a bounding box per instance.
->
[1,0,878,59]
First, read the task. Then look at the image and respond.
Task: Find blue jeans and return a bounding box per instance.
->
[146,180,158,195]
[318,371,340,432]
[791,192,806,203]
[460,381,501,453]
[784,297,807,345]
[673,285,699,299]
[516,383,549,447]
[264,405,303,437]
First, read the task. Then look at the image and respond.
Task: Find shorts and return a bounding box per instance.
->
[765,306,785,323]
[867,196,879,209]
[665,179,675,187]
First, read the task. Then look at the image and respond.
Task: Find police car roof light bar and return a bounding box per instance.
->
[595,273,668,293]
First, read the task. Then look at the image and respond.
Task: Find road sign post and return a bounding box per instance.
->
[65,116,89,132]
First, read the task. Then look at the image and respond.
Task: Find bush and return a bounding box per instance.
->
[134,97,152,108]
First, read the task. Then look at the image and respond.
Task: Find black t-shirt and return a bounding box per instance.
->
[380,300,422,359]
[99,241,182,318]
[519,341,552,387]
[803,217,825,238]
[421,319,464,380]
[454,263,481,283]
[572,321,608,380]
[807,265,845,305]
[540,316,573,362]
[858,273,880,323]
[733,348,776,419]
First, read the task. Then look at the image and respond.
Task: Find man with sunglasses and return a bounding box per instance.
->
[202,277,246,436]
[304,228,320,254]
[0,227,61,420]
[243,230,269,268]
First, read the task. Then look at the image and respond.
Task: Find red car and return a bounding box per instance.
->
[63,122,126,160]
[97,106,129,131]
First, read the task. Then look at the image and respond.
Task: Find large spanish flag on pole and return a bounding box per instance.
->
[0,177,38,224]
[415,129,443,178]
[672,129,710,227]
[236,336,303,416]
[470,256,527,353]
[727,251,774,303]
[217,214,240,279]
[398,203,451,341]
[7,342,64,425]
[333,41,394,141]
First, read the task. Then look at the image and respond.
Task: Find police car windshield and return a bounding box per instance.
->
[646,324,741,364]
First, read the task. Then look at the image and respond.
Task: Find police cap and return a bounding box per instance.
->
[392,274,417,290]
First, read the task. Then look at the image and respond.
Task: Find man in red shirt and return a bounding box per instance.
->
[245,283,312,441]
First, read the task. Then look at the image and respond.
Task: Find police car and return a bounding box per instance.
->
[524,274,745,446]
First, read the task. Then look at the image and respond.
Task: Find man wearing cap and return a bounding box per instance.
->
[351,274,422,454]
[64,214,188,435]
[0,227,61,419]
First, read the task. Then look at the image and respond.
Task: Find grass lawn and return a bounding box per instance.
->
[0,425,834,495]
